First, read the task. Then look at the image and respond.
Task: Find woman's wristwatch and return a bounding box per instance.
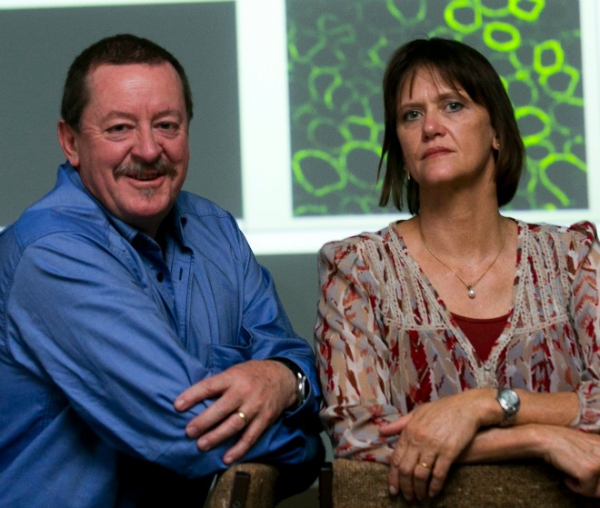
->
[496,388,520,426]
[272,358,308,408]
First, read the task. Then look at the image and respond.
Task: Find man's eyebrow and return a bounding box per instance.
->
[101,111,136,122]
[153,109,185,120]
[102,109,184,120]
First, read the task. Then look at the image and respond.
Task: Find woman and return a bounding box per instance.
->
[315,37,600,502]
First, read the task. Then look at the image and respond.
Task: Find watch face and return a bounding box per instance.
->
[498,388,520,416]
[504,390,519,408]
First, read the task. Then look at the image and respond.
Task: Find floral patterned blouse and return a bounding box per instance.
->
[314,220,600,463]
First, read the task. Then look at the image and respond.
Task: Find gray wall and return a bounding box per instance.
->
[0,2,242,224]
[257,254,320,344]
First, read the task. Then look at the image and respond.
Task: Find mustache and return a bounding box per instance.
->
[113,159,177,179]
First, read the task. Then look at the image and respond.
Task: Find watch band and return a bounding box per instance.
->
[272,358,308,408]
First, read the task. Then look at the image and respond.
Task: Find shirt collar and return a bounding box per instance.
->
[60,160,189,249]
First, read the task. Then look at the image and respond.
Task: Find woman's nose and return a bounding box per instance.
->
[422,112,445,139]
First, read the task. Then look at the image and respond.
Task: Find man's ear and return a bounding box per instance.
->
[57,119,80,168]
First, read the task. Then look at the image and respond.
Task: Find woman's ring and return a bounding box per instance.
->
[237,411,247,424]
[420,461,431,470]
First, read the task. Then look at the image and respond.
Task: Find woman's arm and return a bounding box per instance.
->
[315,238,400,464]
[566,222,600,431]
[380,388,580,501]
[463,424,600,497]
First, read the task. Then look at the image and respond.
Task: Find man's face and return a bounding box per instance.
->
[59,62,190,238]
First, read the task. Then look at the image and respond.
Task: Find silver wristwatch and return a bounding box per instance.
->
[273,358,308,408]
[496,388,520,426]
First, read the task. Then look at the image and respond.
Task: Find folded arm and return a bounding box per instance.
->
[380,388,580,500]
[460,424,600,497]
[6,228,319,477]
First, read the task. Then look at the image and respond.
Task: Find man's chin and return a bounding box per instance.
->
[119,201,173,236]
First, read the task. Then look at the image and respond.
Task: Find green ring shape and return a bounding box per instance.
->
[508,0,545,22]
[483,22,521,52]
[444,0,483,34]
[515,106,552,145]
[533,40,564,76]
[292,149,347,197]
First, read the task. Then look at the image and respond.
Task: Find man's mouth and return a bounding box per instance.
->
[114,159,177,180]
[131,171,162,181]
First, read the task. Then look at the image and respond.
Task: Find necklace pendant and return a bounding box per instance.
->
[467,286,476,299]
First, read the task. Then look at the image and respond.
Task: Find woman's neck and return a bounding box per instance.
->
[417,198,505,258]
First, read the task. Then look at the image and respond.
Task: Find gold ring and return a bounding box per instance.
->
[420,462,431,470]
[237,411,247,423]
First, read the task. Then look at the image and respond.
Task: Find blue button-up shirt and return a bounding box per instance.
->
[0,163,322,507]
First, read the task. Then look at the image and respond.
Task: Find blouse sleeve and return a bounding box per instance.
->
[568,221,600,431]
[314,237,400,463]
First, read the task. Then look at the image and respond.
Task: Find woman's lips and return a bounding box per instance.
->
[422,147,451,159]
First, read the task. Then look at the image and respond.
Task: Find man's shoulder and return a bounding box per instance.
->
[6,202,108,251]
[3,164,109,250]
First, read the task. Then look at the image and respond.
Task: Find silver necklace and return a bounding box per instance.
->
[418,219,506,299]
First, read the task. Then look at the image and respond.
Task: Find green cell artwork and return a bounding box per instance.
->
[287,0,587,216]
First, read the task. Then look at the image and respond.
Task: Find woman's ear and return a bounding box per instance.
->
[492,135,500,151]
[57,119,81,168]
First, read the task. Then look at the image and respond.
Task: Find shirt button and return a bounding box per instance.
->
[157,273,164,282]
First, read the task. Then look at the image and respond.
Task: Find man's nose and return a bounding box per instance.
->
[131,127,162,161]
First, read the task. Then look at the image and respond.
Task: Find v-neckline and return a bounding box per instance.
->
[387,219,525,383]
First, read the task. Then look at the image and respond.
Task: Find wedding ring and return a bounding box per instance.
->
[420,461,431,470]
[237,411,247,424]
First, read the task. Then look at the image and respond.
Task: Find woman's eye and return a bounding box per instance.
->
[447,101,464,112]
[401,110,420,122]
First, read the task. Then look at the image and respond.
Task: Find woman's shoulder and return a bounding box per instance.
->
[318,223,399,259]
[521,220,598,268]
[522,220,597,244]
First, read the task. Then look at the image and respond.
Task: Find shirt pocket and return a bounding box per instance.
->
[208,326,253,373]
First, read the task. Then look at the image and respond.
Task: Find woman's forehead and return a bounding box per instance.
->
[398,65,464,100]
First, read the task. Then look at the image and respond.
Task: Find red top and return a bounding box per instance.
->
[452,313,510,363]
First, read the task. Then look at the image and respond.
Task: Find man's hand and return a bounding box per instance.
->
[174,359,297,464]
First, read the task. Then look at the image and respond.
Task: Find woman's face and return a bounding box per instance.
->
[396,67,499,192]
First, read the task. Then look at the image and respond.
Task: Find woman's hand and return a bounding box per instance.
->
[538,425,600,497]
[380,388,499,502]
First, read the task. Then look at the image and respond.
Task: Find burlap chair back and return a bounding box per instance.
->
[320,458,598,507]
[206,463,278,508]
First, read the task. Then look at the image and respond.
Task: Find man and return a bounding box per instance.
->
[0,34,323,507]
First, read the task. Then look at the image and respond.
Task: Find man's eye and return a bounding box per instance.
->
[107,124,128,133]
[157,122,178,130]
